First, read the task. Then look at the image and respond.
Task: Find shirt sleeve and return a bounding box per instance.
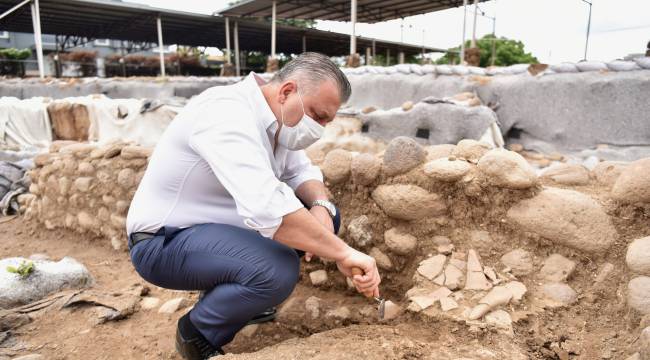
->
[188,99,304,238]
[281,149,324,191]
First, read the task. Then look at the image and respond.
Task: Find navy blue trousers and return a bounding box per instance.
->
[129,208,340,348]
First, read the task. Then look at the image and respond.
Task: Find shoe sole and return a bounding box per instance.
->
[246,312,276,325]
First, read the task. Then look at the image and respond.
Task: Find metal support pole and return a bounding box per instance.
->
[30,0,44,78]
[0,0,30,21]
[271,0,277,58]
[386,48,390,66]
[365,47,371,65]
[398,51,404,64]
[490,17,497,66]
[582,0,592,60]
[302,34,306,53]
[350,0,357,55]
[372,39,376,59]
[471,0,479,47]
[460,0,468,65]
[234,21,240,76]
[156,16,166,77]
[225,17,231,64]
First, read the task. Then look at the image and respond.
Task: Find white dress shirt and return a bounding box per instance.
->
[126,73,323,238]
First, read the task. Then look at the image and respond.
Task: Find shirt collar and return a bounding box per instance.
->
[244,72,279,131]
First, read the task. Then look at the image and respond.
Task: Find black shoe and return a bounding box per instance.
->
[247,307,277,325]
[176,311,224,359]
[199,292,276,326]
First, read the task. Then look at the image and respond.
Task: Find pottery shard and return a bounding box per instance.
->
[372,184,446,221]
[321,149,352,184]
[417,255,447,280]
[423,158,472,182]
[611,158,650,204]
[477,148,537,189]
[384,228,417,255]
[507,187,617,254]
[382,136,426,176]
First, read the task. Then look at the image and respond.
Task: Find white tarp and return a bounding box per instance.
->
[0,97,53,150]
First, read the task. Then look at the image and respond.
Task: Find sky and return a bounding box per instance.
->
[129,0,650,64]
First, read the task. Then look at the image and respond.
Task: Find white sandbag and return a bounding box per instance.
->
[451,65,470,76]
[633,57,650,69]
[607,60,642,72]
[409,64,424,75]
[468,66,487,76]
[366,66,381,74]
[503,64,530,75]
[395,64,412,74]
[0,97,53,150]
[485,66,505,76]
[350,67,367,75]
[576,61,608,72]
[421,64,436,74]
[550,62,579,73]
[436,65,453,75]
[383,66,398,75]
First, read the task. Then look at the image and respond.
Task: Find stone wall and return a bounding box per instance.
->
[21,140,151,250]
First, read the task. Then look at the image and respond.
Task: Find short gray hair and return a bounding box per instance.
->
[270,52,351,103]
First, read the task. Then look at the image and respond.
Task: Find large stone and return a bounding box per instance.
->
[305,296,321,319]
[423,158,472,182]
[321,149,353,184]
[612,158,650,204]
[369,248,393,270]
[384,228,417,255]
[381,300,403,320]
[117,168,136,189]
[158,297,190,314]
[539,254,577,282]
[591,161,629,187]
[347,215,372,247]
[121,145,153,160]
[507,187,617,254]
[372,184,446,221]
[640,326,650,360]
[350,153,381,186]
[541,283,578,308]
[628,276,650,314]
[500,249,534,276]
[382,136,426,176]
[469,230,494,254]
[77,212,99,230]
[425,144,455,161]
[452,139,491,163]
[541,164,591,186]
[309,270,328,286]
[627,237,650,275]
[73,177,93,192]
[477,148,537,189]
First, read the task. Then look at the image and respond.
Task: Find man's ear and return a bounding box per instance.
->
[278,81,297,104]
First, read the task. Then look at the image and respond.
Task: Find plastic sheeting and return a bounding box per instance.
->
[0,97,53,150]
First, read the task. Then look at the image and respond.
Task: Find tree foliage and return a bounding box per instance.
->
[0,48,32,60]
[436,34,538,67]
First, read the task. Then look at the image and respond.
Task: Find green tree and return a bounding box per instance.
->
[436,34,538,67]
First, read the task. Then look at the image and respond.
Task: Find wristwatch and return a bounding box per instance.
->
[311,199,337,219]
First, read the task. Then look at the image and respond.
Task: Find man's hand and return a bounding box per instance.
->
[305,206,334,262]
[336,247,381,298]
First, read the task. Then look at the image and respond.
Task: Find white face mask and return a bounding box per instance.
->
[277,87,324,150]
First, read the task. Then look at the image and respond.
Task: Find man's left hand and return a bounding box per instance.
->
[305,206,334,262]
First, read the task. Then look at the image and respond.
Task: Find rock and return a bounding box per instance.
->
[539,254,577,282]
[401,101,414,111]
[468,286,513,320]
[504,281,527,304]
[612,158,650,204]
[628,276,650,314]
[117,168,136,189]
[595,262,615,283]
[0,257,93,309]
[485,309,513,333]
[439,296,459,311]
[12,355,44,360]
[73,177,93,192]
[309,270,328,286]
[372,184,446,221]
[508,143,524,152]
[382,136,426,176]
[507,187,617,254]
[477,148,537,189]
[469,230,494,254]
[347,215,372,247]
[369,248,393,270]
[361,106,376,114]
[384,228,417,255]
[382,300,403,320]
[438,244,454,255]
[77,161,95,175]
[321,149,353,184]
[425,144,456,161]
[350,153,381,186]
[500,249,534,276]
[140,296,161,310]
[640,326,650,360]
[591,161,629,187]
[452,139,492,163]
[158,297,190,314]
[238,324,259,337]
[541,283,578,308]
[121,145,153,159]
[325,306,351,320]
[305,296,321,319]
[624,353,641,360]
[423,158,472,182]
[417,254,447,280]
[626,236,650,275]
[77,211,99,230]
[541,164,591,186]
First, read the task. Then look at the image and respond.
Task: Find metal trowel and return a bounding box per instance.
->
[351,267,385,320]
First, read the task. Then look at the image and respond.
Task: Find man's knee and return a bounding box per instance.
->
[253,244,300,300]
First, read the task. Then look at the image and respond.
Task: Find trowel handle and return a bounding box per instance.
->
[351,267,373,298]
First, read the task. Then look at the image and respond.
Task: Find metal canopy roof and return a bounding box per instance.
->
[0,0,445,55]
[219,0,489,23]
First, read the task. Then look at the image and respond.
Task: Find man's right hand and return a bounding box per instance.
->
[336,247,381,298]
